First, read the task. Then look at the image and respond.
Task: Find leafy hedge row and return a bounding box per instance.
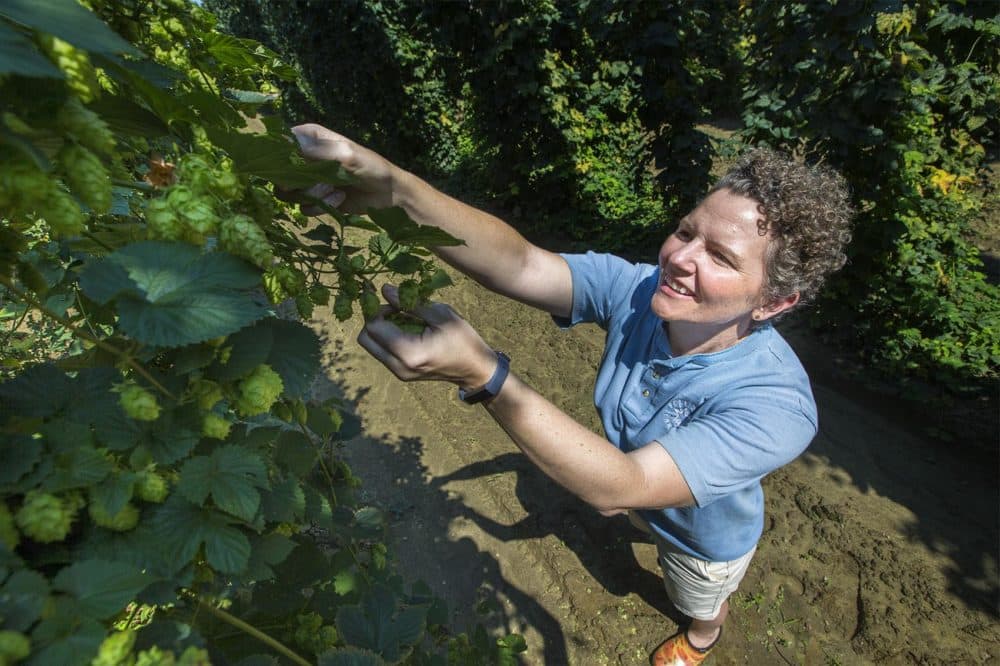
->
[0,1,524,664]
[212,0,998,388]
[739,0,999,389]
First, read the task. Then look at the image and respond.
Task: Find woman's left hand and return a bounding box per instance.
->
[357,284,499,392]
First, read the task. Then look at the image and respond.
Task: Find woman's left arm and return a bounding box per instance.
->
[357,285,695,514]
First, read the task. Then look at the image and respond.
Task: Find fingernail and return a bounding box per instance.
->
[324,190,346,207]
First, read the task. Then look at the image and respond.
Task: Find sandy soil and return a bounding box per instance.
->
[308,264,998,665]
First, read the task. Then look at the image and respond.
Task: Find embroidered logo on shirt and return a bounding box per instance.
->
[661,397,700,429]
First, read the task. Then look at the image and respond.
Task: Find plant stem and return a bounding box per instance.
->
[0,276,175,399]
[196,600,311,666]
[112,178,155,193]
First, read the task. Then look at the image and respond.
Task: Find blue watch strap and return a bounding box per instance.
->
[458,351,510,404]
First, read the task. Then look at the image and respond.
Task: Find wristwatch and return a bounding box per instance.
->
[458,351,511,404]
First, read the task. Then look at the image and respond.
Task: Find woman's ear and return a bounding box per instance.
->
[754,292,800,321]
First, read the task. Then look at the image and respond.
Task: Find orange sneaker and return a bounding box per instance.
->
[650,627,721,666]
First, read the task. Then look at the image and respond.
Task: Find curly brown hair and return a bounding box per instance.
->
[710,148,854,313]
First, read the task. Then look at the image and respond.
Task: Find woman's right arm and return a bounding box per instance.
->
[292,124,573,318]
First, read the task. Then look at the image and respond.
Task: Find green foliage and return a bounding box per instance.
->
[0,2,524,666]
[740,0,999,388]
[208,0,727,252]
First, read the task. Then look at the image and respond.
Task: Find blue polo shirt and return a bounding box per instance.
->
[557,252,817,561]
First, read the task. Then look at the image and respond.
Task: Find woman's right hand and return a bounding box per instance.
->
[288,123,402,215]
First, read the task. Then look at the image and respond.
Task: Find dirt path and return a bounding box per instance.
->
[308,268,998,665]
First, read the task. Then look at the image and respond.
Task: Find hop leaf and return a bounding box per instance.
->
[0,503,20,551]
[60,144,112,214]
[89,501,140,532]
[0,630,31,662]
[201,413,231,440]
[91,630,136,666]
[234,364,283,416]
[135,472,169,503]
[15,491,75,543]
[119,385,161,422]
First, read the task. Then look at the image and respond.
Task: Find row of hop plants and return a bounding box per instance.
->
[0,1,525,665]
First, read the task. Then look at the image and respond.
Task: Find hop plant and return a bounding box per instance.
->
[177,196,218,242]
[91,630,136,666]
[0,630,30,664]
[134,647,175,666]
[201,413,231,440]
[135,471,169,503]
[176,647,211,666]
[15,491,75,543]
[56,98,116,157]
[89,501,140,532]
[41,36,100,102]
[145,198,183,241]
[234,364,283,416]
[119,384,161,421]
[218,214,273,267]
[189,378,223,410]
[0,503,20,551]
[40,186,86,238]
[59,144,112,213]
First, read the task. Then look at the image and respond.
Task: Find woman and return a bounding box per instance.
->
[291,123,853,665]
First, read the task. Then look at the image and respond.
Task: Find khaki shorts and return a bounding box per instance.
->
[629,512,755,621]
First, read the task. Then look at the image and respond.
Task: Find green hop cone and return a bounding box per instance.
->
[209,169,243,199]
[57,98,116,157]
[145,198,183,240]
[59,144,112,214]
[0,630,30,663]
[42,36,100,102]
[0,503,20,551]
[134,647,175,666]
[360,290,380,322]
[135,472,169,503]
[262,269,287,304]
[332,293,353,322]
[176,647,211,666]
[15,491,75,543]
[318,625,339,651]
[89,501,140,532]
[119,384,160,421]
[177,196,218,242]
[201,413,231,440]
[91,630,136,666]
[41,186,86,238]
[397,279,421,311]
[218,214,273,267]
[189,379,223,410]
[235,364,283,416]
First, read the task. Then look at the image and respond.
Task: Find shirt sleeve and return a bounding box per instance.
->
[655,386,817,507]
[554,251,651,329]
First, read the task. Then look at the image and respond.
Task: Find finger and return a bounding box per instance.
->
[380,283,455,327]
[357,328,416,380]
[291,124,355,164]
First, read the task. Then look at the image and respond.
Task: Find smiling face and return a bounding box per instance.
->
[652,188,797,355]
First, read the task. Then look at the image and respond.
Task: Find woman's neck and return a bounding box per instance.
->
[665,318,754,357]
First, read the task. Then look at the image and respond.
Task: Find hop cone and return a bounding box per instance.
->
[59,144,112,213]
[89,501,140,532]
[15,491,75,543]
[235,364,283,416]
